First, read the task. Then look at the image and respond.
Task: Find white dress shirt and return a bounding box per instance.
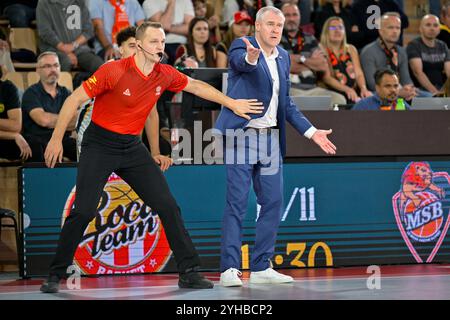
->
[245,40,279,129]
[244,39,317,139]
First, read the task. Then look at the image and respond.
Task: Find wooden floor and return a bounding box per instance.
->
[0,264,449,300]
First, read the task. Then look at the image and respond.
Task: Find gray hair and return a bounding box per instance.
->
[37,51,59,64]
[255,6,285,23]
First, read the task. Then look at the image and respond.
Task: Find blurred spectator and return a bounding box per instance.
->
[222,0,274,24]
[21,52,77,162]
[314,0,362,47]
[216,11,253,68]
[360,12,428,102]
[407,15,450,95]
[429,0,441,16]
[0,39,15,74]
[116,26,137,58]
[438,3,450,47]
[143,0,194,65]
[393,0,403,11]
[299,0,312,25]
[320,17,372,103]
[280,3,346,106]
[89,0,145,61]
[175,17,218,67]
[353,68,410,110]
[37,0,103,73]
[2,0,37,28]
[193,0,221,43]
[0,69,32,161]
[194,0,208,18]
[351,0,409,49]
[274,0,298,8]
[0,18,36,64]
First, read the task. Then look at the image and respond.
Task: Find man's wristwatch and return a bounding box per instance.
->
[298,55,306,64]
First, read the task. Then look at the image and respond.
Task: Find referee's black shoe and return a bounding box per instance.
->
[178,271,214,289]
[40,275,61,293]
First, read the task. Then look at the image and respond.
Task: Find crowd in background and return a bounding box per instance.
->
[1,0,450,162]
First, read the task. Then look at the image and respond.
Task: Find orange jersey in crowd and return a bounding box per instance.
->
[82,55,188,135]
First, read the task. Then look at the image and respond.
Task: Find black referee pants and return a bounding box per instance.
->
[49,122,200,277]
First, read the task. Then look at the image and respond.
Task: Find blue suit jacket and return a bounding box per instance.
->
[214,36,313,156]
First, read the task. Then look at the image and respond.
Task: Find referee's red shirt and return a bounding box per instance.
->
[82,55,188,135]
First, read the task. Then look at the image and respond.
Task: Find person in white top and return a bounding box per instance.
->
[143,0,194,65]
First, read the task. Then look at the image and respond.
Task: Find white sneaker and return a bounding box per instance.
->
[220,268,243,287]
[249,268,293,284]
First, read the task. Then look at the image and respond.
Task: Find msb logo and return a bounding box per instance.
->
[392,162,450,263]
[62,174,172,274]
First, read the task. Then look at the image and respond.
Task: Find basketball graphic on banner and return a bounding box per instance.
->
[392,162,450,263]
[62,174,172,274]
[403,192,443,239]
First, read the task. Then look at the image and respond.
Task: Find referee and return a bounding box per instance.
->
[40,22,263,293]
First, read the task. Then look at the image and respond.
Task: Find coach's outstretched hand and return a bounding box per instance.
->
[153,154,173,172]
[311,129,337,155]
[242,37,261,64]
[44,138,63,168]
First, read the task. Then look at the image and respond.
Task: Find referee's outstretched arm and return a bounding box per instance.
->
[183,77,264,121]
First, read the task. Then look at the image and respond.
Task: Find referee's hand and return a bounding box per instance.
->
[153,154,173,172]
[44,138,63,168]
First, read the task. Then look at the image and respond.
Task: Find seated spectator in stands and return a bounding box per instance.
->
[216,11,253,68]
[0,39,15,74]
[193,0,221,44]
[438,3,450,47]
[280,3,346,106]
[116,26,137,58]
[353,69,410,110]
[0,68,32,161]
[143,0,194,65]
[320,16,372,103]
[351,0,408,50]
[0,24,35,64]
[37,0,103,73]
[194,0,208,18]
[2,0,37,28]
[175,17,218,67]
[89,0,144,62]
[21,52,77,162]
[407,15,450,96]
[314,0,362,47]
[222,0,274,25]
[360,12,431,102]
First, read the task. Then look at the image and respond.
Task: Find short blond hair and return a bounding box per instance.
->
[135,21,163,40]
[37,51,58,64]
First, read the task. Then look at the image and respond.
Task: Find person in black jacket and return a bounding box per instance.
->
[314,0,363,48]
[438,3,450,48]
[350,0,409,49]
[1,0,37,28]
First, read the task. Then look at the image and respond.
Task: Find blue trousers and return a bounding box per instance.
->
[220,129,283,272]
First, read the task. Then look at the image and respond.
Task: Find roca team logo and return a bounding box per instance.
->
[62,174,172,274]
[392,162,450,263]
